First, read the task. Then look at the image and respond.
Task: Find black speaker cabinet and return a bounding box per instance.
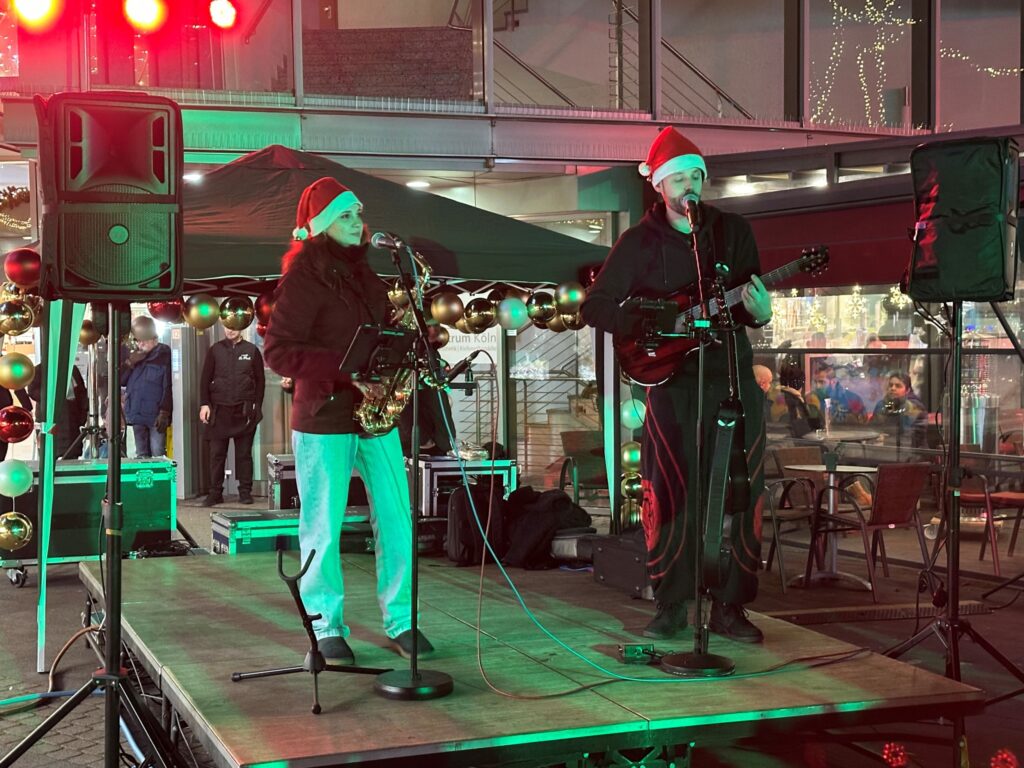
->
[907,136,1019,302]
[34,91,183,301]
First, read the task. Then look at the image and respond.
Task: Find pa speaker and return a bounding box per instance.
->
[907,136,1019,302]
[34,91,183,301]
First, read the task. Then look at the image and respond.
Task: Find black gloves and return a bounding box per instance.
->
[154,410,171,431]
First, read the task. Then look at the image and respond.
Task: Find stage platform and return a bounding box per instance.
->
[79,553,984,768]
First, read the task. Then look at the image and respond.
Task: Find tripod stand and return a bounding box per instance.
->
[1,304,186,768]
[885,301,1024,765]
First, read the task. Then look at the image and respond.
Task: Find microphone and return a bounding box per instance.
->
[682,193,700,232]
[444,350,482,383]
[370,231,404,250]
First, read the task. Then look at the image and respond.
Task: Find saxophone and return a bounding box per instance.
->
[354,249,432,435]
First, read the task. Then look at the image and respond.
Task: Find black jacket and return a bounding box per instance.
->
[263,238,390,434]
[200,339,265,408]
[580,201,763,377]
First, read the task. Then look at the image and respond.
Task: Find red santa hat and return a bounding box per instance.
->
[638,126,707,187]
[292,177,362,240]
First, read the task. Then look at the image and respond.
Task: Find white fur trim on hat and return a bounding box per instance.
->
[651,154,707,187]
[295,189,362,240]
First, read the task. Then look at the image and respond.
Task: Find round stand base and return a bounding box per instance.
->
[374,669,454,700]
[660,651,735,677]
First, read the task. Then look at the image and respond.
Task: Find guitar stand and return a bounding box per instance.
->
[231,550,390,715]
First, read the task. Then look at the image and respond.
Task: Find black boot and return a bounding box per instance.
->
[642,602,688,640]
[201,493,223,508]
[709,602,764,644]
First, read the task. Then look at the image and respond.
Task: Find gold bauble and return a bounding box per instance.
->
[24,295,44,327]
[526,291,557,323]
[0,299,34,336]
[427,324,450,349]
[184,294,220,330]
[454,316,471,334]
[555,281,586,314]
[0,282,20,301]
[545,313,568,333]
[464,298,496,333]
[620,473,643,500]
[79,318,101,346]
[431,291,464,326]
[0,353,35,390]
[562,311,585,331]
[621,441,641,473]
[219,296,256,331]
[0,511,32,552]
[388,278,411,308]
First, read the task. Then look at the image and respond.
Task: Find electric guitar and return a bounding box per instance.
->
[615,246,830,386]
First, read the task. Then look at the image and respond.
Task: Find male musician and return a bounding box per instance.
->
[581,126,772,643]
[264,177,433,664]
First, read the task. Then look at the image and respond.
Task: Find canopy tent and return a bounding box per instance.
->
[182,145,609,292]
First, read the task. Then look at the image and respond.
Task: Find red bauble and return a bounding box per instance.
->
[255,322,267,338]
[147,299,184,323]
[3,249,41,290]
[0,405,34,444]
[254,293,274,324]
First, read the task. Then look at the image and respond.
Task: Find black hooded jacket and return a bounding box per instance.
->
[580,200,763,377]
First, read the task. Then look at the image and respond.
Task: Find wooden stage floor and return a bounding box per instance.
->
[79,553,985,768]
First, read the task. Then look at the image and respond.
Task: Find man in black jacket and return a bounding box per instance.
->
[199,327,265,506]
[581,126,773,644]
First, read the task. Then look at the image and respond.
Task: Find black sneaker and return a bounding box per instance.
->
[201,494,223,508]
[642,602,688,640]
[239,493,254,505]
[319,636,355,665]
[388,629,435,659]
[709,602,764,644]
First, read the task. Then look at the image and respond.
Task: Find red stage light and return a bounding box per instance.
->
[11,0,64,33]
[123,0,167,32]
[208,0,238,29]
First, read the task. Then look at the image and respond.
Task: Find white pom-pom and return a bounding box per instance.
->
[638,162,651,177]
[292,227,308,240]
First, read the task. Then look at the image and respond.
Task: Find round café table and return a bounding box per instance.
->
[784,463,878,591]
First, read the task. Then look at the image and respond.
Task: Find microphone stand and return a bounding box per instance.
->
[373,239,454,701]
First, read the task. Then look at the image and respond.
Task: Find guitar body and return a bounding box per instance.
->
[612,247,830,386]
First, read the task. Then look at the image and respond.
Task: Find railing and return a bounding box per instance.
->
[611,2,753,119]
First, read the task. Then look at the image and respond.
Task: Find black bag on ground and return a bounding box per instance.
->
[445,480,507,565]
[503,486,592,570]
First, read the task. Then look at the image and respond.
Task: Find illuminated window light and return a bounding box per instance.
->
[406,180,430,189]
[124,0,168,33]
[12,0,63,33]
[209,0,238,30]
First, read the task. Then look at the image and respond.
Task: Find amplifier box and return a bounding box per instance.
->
[414,457,517,518]
[0,459,176,567]
[211,508,371,555]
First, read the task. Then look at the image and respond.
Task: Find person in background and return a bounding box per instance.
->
[27,363,88,460]
[120,316,172,458]
[199,327,265,506]
[806,360,866,427]
[870,371,928,450]
[264,176,434,665]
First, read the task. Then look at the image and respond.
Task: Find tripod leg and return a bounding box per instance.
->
[0,678,99,767]
[959,620,1024,687]
[117,678,188,768]
[981,569,1024,599]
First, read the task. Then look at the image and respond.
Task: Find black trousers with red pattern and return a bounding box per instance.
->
[639,367,765,607]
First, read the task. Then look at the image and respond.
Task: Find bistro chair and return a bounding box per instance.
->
[763,476,820,593]
[558,430,607,506]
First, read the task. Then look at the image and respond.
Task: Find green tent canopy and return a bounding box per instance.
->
[182,145,608,292]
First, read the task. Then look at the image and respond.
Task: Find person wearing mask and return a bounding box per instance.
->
[199,327,265,506]
[120,316,172,458]
[581,126,772,644]
[264,177,433,665]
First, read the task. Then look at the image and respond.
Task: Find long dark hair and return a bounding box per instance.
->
[281,229,374,299]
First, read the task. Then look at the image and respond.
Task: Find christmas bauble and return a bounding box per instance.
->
[0,511,32,551]
[0,299,34,336]
[621,441,641,473]
[0,406,33,443]
[526,291,557,323]
[147,299,184,323]
[0,459,33,497]
[497,297,529,331]
[254,293,274,324]
[431,291,464,326]
[464,298,496,333]
[554,281,586,314]
[184,294,220,330]
[0,353,35,390]
[219,296,255,331]
[79,318,101,346]
[3,248,41,290]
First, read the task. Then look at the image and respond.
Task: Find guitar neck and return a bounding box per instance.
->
[682,260,804,322]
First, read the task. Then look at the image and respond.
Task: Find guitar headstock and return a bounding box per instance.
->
[799,245,830,277]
